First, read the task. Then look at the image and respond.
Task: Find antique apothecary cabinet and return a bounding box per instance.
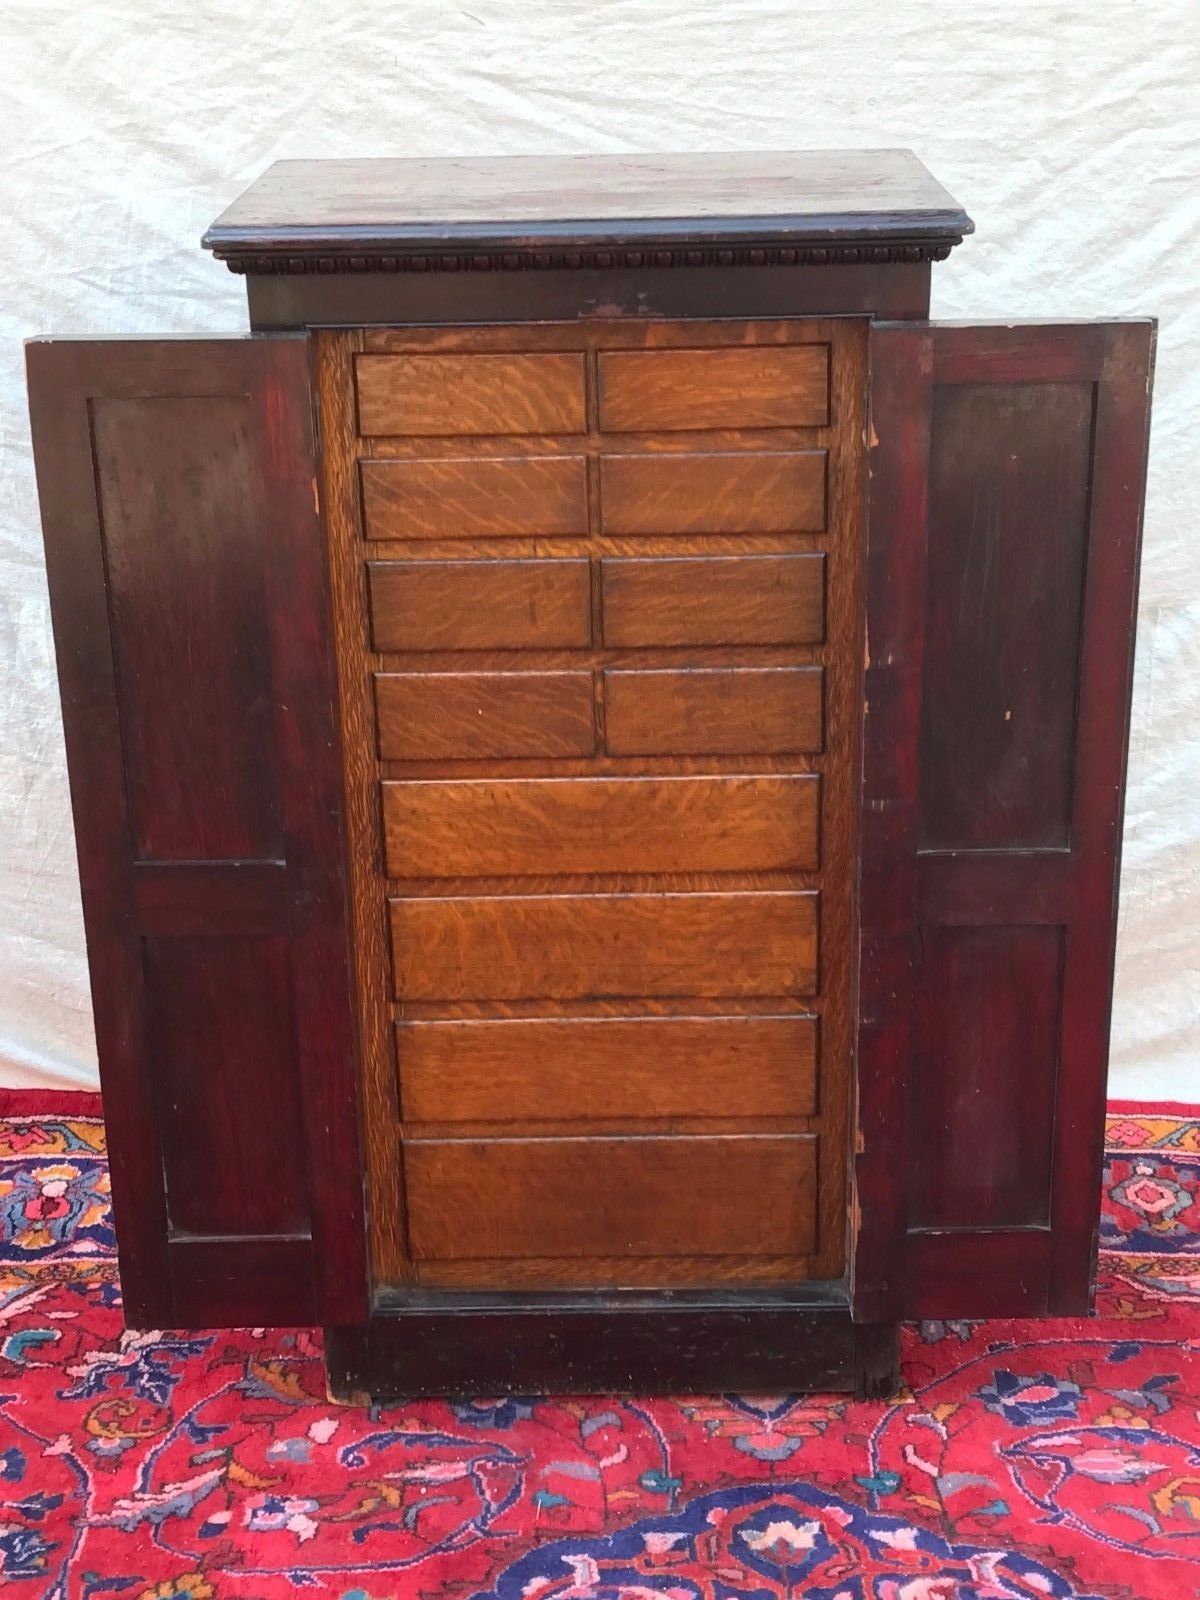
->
[27,152,1154,1398]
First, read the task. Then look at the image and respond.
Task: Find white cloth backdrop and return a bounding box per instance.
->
[2,1,1197,1097]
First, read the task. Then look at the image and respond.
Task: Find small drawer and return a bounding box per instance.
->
[369,559,591,651]
[404,1133,818,1260]
[598,345,829,432]
[396,1014,819,1123]
[601,553,825,647]
[361,454,588,539]
[375,670,596,760]
[599,450,826,534]
[604,666,824,757]
[356,352,586,437]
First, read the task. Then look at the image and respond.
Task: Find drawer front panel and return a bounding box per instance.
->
[375,671,596,759]
[599,450,826,534]
[598,345,829,432]
[405,1134,818,1259]
[391,890,818,1000]
[383,774,820,877]
[361,454,588,539]
[604,666,823,756]
[357,352,586,438]
[369,558,591,652]
[601,553,825,647]
[397,1014,819,1122]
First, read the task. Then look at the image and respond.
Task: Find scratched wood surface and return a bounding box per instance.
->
[316,316,866,1289]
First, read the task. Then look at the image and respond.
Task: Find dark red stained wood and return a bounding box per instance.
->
[910,927,1061,1229]
[144,936,310,1237]
[920,381,1094,850]
[89,396,282,860]
[856,320,1155,1324]
[26,337,365,1329]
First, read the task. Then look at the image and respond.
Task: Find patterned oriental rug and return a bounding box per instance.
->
[0,1094,1197,1599]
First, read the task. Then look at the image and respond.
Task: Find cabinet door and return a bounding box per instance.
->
[27,338,364,1328]
[856,321,1154,1321]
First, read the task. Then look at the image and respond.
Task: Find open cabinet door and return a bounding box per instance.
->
[855,321,1155,1322]
[27,338,365,1329]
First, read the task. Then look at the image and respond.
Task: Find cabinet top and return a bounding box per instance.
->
[203,149,972,277]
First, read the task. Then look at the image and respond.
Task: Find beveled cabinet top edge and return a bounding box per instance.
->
[203,150,973,276]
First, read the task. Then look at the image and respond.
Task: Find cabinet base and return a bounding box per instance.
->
[324,1284,898,1403]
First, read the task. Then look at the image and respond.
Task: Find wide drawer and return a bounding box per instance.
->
[383,773,820,877]
[390,890,819,1000]
[396,1014,819,1122]
[404,1133,818,1259]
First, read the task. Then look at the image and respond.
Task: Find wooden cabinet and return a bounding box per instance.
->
[26,151,1155,1399]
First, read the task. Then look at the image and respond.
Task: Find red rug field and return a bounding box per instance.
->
[0,1093,1197,1598]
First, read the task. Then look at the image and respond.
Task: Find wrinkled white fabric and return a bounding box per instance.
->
[1,1,1197,1096]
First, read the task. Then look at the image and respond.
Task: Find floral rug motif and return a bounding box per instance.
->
[0,1093,1197,1598]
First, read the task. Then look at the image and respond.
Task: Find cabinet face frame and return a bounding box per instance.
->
[314,316,869,1299]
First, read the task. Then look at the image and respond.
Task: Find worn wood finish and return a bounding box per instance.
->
[598,346,829,432]
[601,554,825,647]
[600,450,826,535]
[855,320,1155,1323]
[356,351,586,437]
[204,150,972,269]
[391,891,819,1001]
[247,262,934,331]
[325,1287,900,1401]
[369,558,591,651]
[383,774,820,878]
[604,667,823,757]
[396,1014,818,1123]
[361,453,588,539]
[316,315,864,1297]
[26,336,364,1328]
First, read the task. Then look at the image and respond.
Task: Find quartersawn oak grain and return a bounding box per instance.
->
[600,450,827,534]
[356,351,586,438]
[599,345,829,432]
[396,1014,819,1123]
[369,558,591,651]
[382,774,820,877]
[404,1134,818,1260]
[375,670,596,760]
[361,453,588,539]
[390,890,819,1000]
[601,553,825,647]
[604,666,824,756]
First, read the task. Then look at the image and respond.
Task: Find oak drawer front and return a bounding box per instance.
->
[599,450,826,534]
[383,773,819,877]
[356,352,586,438]
[598,345,829,432]
[604,666,823,756]
[361,454,588,539]
[369,559,591,651]
[404,1134,817,1259]
[375,671,596,759]
[601,553,825,647]
[390,890,818,1000]
[397,1014,818,1122]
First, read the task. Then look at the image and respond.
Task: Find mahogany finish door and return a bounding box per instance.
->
[856,320,1155,1321]
[27,337,365,1328]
